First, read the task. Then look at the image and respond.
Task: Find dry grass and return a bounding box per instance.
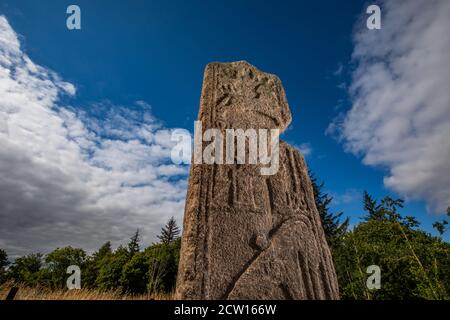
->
[0,281,173,300]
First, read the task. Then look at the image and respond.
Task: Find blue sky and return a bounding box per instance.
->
[0,0,449,255]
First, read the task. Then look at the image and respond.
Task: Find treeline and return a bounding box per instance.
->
[1,177,449,299]
[0,218,181,295]
[311,173,450,300]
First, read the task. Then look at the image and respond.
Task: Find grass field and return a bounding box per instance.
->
[0,282,173,300]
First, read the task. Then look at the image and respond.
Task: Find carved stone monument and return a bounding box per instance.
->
[176,61,339,299]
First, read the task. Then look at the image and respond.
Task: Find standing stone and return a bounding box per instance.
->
[176,61,339,299]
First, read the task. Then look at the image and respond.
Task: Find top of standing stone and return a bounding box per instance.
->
[199,61,292,132]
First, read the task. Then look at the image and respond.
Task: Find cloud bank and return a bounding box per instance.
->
[0,16,188,257]
[328,0,450,213]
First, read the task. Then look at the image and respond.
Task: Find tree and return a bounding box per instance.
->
[96,230,144,291]
[157,217,181,244]
[44,247,87,288]
[363,191,381,220]
[363,192,411,225]
[83,242,113,288]
[96,241,112,259]
[403,215,420,229]
[0,249,9,284]
[334,219,449,299]
[95,245,130,291]
[433,221,449,236]
[334,194,449,300]
[8,253,43,285]
[379,196,404,222]
[309,172,349,248]
[145,238,181,293]
[433,208,450,237]
[0,249,8,269]
[128,230,141,255]
[120,252,149,294]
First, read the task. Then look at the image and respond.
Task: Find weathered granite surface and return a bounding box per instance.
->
[175,61,339,299]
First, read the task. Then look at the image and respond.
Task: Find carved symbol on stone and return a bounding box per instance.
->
[176,61,339,300]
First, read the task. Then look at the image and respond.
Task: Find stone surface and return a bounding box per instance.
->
[175,61,339,299]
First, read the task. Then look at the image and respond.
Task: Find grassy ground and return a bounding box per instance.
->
[0,282,173,300]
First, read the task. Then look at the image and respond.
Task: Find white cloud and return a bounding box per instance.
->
[328,0,450,214]
[0,16,188,257]
[333,63,343,76]
[295,142,312,157]
[330,189,362,206]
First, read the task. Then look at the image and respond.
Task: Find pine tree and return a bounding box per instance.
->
[157,217,181,244]
[96,241,112,259]
[433,221,448,236]
[128,230,141,255]
[433,208,450,236]
[0,249,7,269]
[0,249,8,284]
[363,192,406,222]
[309,172,349,247]
[363,191,382,220]
[380,196,404,221]
[363,191,376,215]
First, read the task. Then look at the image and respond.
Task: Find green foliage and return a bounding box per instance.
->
[433,220,448,236]
[335,192,449,300]
[157,217,181,244]
[432,208,450,236]
[95,230,143,291]
[120,251,149,293]
[362,192,418,228]
[119,238,181,294]
[128,230,141,255]
[0,249,7,269]
[95,245,130,291]
[0,249,7,284]
[335,219,450,299]
[1,202,447,299]
[363,191,382,220]
[8,253,43,286]
[95,219,181,294]
[363,192,406,222]
[83,242,112,288]
[310,172,349,248]
[145,238,181,293]
[43,247,87,288]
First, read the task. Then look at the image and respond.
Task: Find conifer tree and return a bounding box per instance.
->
[157,217,181,244]
[363,191,380,220]
[128,230,141,255]
[309,172,349,247]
